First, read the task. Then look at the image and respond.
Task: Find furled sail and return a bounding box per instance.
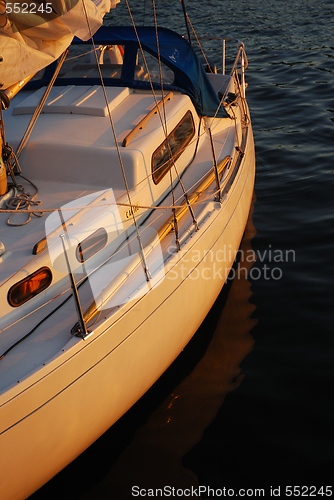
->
[0,0,120,89]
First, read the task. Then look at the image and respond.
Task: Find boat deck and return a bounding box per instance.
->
[0,81,242,395]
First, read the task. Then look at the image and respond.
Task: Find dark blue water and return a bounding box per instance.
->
[31,1,334,498]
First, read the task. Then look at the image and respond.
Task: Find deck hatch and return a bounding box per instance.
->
[13,86,130,117]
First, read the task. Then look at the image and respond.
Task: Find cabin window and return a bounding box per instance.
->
[135,50,174,85]
[76,227,108,263]
[8,267,52,307]
[152,111,195,184]
[58,45,125,80]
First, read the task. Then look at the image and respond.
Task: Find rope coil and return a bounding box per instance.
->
[5,191,43,225]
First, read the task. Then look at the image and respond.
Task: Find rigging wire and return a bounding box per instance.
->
[0,0,249,358]
[0,51,68,226]
[0,182,226,215]
[82,0,153,282]
[0,291,79,360]
[126,0,199,231]
[151,0,179,249]
[15,51,68,159]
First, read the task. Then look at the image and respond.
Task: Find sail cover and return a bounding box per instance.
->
[0,0,120,89]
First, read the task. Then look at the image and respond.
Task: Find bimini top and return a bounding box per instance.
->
[40,25,228,118]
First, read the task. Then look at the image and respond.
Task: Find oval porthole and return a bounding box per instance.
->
[76,227,108,263]
[8,267,53,307]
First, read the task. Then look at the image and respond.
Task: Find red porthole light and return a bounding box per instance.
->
[8,267,53,307]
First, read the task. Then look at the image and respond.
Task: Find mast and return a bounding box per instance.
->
[0,100,7,196]
[180,0,192,45]
[0,134,6,196]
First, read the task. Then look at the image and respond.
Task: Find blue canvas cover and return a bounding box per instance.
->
[73,25,228,118]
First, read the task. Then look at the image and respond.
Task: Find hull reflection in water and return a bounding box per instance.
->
[67,203,257,498]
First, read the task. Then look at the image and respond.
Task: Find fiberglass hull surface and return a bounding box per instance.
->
[0,124,255,500]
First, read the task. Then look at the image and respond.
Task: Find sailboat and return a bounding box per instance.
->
[0,1,255,498]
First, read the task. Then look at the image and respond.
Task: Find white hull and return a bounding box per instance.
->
[0,136,254,498]
[0,24,255,499]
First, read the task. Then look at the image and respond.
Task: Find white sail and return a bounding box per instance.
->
[0,0,120,89]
